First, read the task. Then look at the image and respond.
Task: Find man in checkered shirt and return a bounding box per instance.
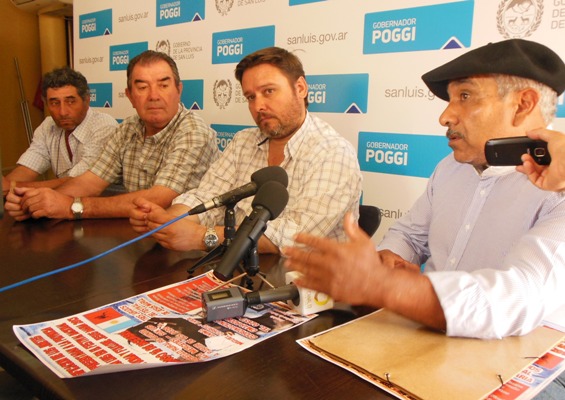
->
[2,67,117,195]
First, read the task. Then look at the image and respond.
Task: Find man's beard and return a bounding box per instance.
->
[258,114,295,139]
[261,123,284,138]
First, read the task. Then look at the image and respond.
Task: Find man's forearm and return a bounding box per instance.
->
[14,177,71,190]
[380,269,446,331]
[79,194,142,219]
[81,187,179,219]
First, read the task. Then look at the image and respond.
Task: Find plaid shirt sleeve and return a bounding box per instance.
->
[152,111,220,194]
[16,119,58,175]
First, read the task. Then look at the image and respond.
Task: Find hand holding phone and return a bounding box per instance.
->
[485,136,551,166]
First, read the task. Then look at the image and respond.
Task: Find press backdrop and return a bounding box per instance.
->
[73,0,565,242]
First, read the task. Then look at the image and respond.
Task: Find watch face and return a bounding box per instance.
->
[204,235,217,245]
[71,198,84,220]
[204,231,218,248]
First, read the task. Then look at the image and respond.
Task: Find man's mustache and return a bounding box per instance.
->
[446,129,463,140]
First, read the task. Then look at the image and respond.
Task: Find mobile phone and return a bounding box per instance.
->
[485,136,551,166]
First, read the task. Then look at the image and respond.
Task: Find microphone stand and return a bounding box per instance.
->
[187,203,237,275]
[240,243,265,290]
[188,204,274,291]
[210,241,275,292]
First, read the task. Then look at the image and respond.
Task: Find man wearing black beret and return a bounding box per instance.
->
[285,38,565,397]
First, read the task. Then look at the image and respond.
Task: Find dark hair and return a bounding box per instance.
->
[126,50,181,89]
[42,66,90,100]
[235,47,308,107]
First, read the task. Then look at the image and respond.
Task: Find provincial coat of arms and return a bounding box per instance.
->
[497,0,543,38]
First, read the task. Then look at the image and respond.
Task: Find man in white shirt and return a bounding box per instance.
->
[2,67,117,194]
[284,39,565,341]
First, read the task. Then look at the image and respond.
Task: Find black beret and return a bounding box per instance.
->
[422,39,565,101]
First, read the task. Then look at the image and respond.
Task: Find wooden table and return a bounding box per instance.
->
[0,215,391,400]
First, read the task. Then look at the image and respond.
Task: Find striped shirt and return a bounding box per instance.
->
[173,112,362,249]
[378,154,565,339]
[17,108,117,177]
[90,104,219,194]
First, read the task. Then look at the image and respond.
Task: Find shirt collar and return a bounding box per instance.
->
[67,108,93,143]
[283,111,311,158]
[478,165,517,177]
[137,103,185,141]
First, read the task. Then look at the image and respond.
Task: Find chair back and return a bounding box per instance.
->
[358,204,381,237]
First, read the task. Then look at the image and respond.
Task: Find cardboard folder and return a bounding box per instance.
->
[305,309,565,400]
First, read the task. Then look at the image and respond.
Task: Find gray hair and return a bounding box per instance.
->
[494,74,558,126]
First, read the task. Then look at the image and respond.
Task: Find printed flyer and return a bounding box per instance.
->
[14,272,314,378]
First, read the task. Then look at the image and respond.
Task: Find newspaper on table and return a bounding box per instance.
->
[14,271,315,378]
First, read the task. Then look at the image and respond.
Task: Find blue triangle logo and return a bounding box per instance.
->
[346,104,362,114]
[442,37,464,50]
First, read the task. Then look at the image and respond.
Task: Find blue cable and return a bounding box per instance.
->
[0,211,191,294]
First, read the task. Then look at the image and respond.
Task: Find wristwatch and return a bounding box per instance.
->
[203,227,219,250]
[71,197,84,220]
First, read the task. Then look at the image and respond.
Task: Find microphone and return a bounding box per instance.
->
[247,278,334,315]
[203,285,298,322]
[213,181,289,281]
[246,284,298,306]
[189,166,288,215]
[202,277,333,322]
